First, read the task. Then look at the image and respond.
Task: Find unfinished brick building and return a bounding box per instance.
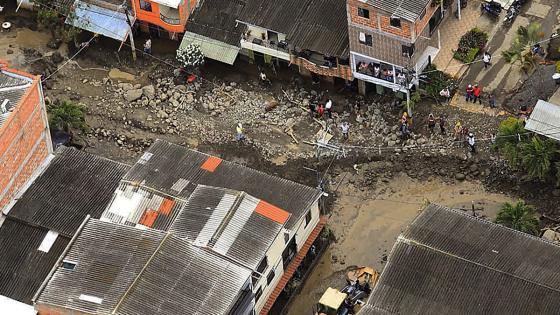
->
[0,61,52,210]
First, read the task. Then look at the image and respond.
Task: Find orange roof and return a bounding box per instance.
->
[254,200,290,224]
[139,209,158,227]
[200,156,222,172]
[158,198,175,215]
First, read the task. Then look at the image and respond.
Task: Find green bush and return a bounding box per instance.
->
[48,100,87,133]
[453,28,488,63]
[556,60,560,72]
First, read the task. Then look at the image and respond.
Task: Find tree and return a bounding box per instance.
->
[520,136,557,180]
[495,201,540,235]
[502,22,544,74]
[48,100,87,132]
[495,117,526,167]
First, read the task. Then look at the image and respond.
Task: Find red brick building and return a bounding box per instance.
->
[0,60,52,210]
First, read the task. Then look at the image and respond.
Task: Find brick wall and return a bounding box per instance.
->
[0,69,52,210]
[380,16,412,39]
[348,0,377,29]
[349,26,411,67]
[415,2,439,39]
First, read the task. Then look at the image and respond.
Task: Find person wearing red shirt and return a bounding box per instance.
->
[473,84,482,104]
[465,84,474,102]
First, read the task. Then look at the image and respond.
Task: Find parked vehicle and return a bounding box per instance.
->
[313,267,379,315]
[503,0,525,26]
[480,1,502,17]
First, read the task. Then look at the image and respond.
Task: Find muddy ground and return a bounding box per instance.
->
[2,6,560,315]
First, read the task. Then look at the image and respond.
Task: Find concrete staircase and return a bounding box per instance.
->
[259,216,328,315]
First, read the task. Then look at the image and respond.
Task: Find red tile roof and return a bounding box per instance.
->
[200,156,222,172]
[255,200,290,224]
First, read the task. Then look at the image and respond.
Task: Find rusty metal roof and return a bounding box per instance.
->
[361,204,560,315]
[123,139,321,229]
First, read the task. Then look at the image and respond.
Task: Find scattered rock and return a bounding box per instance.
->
[47,38,62,49]
[124,89,143,102]
[6,49,13,55]
[142,85,155,99]
[455,173,466,181]
[553,189,560,197]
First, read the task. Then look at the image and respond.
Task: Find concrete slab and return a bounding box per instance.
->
[526,3,552,19]
[549,86,560,104]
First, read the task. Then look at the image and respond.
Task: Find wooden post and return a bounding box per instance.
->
[124,9,137,61]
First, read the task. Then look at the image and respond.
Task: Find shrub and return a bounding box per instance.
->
[495,117,527,168]
[453,28,488,63]
[556,60,560,72]
[48,100,87,132]
[495,201,540,235]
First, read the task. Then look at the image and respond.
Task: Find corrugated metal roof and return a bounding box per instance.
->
[7,146,130,237]
[366,0,432,21]
[36,219,166,314]
[169,185,284,270]
[525,99,560,142]
[124,139,321,230]
[181,32,241,65]
[66,0,132,42]
[186,0,246,46]
[101,183,185,230]
[118,235,252,315]
[362,204,560,315]
[0,218,69,304]
[36,219,252,315]
[237,0,349,57]
[0,70,33,129]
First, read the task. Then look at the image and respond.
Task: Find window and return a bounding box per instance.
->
[267,269,275,285]
[255,287,263,302]
[256,256,268,273]
[358,8,370,19]
[358,32,372,46]
[305,211,312,228]
[284,232,290,244]
[390,18,401,28]
[62,260,77,270]
[139,0,152,11]
[402,44,415,57]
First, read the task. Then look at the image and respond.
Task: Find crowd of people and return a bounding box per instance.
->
[356,61,409,86]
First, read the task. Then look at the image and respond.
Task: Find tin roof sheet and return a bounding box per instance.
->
[124,139,321,229]
[362,204,560,315]
[66,0,132,42]
[0,218,69,304]
[7,146,130,237]
[181,32,240,65]
[525,99,560,142]
[36,219,252,315]
[0,70,33,129]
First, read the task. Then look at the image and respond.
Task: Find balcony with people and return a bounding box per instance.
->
[353,55,413,92]
[240,27,291,61]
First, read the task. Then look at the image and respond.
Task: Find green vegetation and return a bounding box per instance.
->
[47,100,87,133]
[453,28,488,63]
[502,22,545,74]
[421,64,457,102]
[34,0,82,42]
[495,201,540,236]
[495,117,560,182]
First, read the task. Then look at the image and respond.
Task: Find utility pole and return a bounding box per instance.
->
[124,8,137,61]
[457,0,461,20]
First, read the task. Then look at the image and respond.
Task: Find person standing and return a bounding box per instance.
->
[235,123,245,142]
[473,84,482,104]
[143,39,152,54]
[489,93,496,108]
[483,51,492,69]
[438,115,446,134]
[465,84,474,102]
[454,121,462,141]
[317,103,325,118]
[427,114,436,134]
[440,87,451,104]
[340,122,350,140]
[467,133,476,153]
[325,99,333,118]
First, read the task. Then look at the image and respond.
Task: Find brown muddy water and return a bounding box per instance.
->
[287,174,514,315]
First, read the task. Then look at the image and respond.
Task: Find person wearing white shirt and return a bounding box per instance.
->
[467,133,476,153]
[325,99,333,118]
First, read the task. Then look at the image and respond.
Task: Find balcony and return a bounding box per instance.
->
[293,57,352,80]
[352,55,413,92]
[159,5,180,25]
[240,35,291,61]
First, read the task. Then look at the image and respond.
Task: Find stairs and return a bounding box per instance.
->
[259,216,328,315]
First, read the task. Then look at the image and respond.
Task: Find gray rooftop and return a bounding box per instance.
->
[169,185,285,270]
[123,139,321,229]
[7,146,130,237]
[361,204,560,315]
[0,70,33,128]
[525,99,560,142]
[366,0,432,21]
[36,219,252,315]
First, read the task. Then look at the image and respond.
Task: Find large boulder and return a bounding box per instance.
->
[124,89,143,102]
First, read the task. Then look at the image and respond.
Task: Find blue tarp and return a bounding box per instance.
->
[66,1,132,42]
